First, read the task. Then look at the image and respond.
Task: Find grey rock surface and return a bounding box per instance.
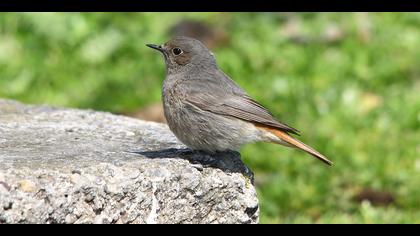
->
[0,99,258,224]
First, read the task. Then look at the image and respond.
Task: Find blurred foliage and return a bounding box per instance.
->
[1,13,419,223]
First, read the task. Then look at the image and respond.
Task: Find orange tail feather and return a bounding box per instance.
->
[257,126,333,166]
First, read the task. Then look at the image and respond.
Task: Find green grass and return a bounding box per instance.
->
[1,12,419,223]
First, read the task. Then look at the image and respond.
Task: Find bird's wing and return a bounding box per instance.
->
[182,75,300,135]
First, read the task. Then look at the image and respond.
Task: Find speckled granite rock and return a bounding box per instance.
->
[0,99,258,224]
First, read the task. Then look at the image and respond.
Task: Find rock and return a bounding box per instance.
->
[0,99,258,224]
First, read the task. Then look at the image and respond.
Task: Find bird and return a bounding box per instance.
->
[147,36,332,166]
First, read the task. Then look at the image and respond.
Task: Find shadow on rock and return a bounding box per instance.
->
[129,148,254,183]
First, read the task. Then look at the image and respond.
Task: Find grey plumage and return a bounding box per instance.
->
[147,36,332,165]
[162,66,266,152]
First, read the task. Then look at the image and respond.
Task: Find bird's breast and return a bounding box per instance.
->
[162,78,187,124]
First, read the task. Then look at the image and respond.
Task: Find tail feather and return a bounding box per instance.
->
[257,126,333,166]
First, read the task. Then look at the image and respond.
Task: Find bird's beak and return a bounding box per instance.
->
[146,44,164,53]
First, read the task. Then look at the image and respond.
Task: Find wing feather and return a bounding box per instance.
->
[180,70,300,135]
[185,89,300,135]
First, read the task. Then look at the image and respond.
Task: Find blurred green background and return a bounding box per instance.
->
[0,12,419,223]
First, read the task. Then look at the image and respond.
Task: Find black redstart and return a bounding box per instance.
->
[147,36,332,166]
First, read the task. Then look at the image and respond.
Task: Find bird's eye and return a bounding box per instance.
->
[172,47,183,56]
